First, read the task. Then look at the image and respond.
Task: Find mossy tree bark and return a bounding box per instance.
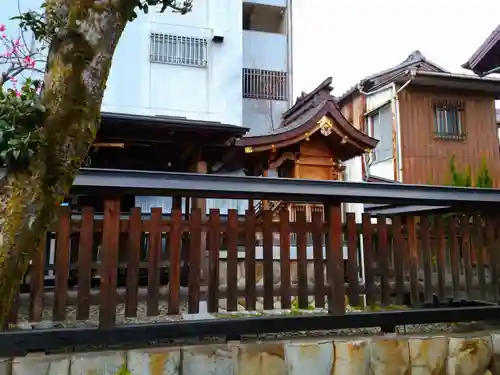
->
[0,0,137,327]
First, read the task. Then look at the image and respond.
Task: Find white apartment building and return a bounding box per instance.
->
[103,0,295,135]
[2,0,294,135]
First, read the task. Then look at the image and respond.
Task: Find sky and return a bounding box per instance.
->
[291,0,500,98]
[2,0,500,101]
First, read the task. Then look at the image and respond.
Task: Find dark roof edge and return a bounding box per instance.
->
[364,174,398,183]
[364,203,450,215]
[337,51,448,105]
[283,77,333,119]
[101,112,249,135]
[462,24,500,71]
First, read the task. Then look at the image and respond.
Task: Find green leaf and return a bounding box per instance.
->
[12,150,20,160]
[143,4,149,13]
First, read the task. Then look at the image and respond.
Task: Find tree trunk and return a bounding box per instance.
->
[0,0,136,328]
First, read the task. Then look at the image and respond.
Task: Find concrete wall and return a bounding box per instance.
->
[102,0,244,127]
[242,98,288,135]
[3,331,500,375]
[243,31,287,71]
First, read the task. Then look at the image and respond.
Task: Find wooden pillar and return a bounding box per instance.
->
[184,197,190,220]
[172,196,182,210]
[247,166,257,213]
[262,169,269,210]
[191,161,208,288]
[324,202,345,315]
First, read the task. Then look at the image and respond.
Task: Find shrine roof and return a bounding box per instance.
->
[236,77,378,161]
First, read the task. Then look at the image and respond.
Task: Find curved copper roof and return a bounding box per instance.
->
[236,78,379,161]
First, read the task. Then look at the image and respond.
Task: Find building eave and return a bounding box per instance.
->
[101,112,249,136]
[462,24,500,74]
[236,101,378,161]
[337,51,448,105]
[391,70,500,98]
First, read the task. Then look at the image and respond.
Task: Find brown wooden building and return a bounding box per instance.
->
[337,51,500,187]
[71,112,248,212]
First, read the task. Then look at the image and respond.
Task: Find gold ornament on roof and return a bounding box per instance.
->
[245,146,253,154]
[318,116,333,136]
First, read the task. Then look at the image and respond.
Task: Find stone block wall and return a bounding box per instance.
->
[3,331,500,375]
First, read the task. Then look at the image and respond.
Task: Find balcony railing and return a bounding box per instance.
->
[243,68,288,101]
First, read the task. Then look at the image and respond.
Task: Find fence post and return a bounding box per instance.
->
[99,199,120,327]
[325,202,345,315]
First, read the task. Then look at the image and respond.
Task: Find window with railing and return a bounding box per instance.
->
[433,101,466,140]
[243,68,288,101]
[150,33,208,68]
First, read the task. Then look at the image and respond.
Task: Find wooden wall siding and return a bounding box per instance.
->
[340,101,353,123]
[10,203,500,327]
[294,137,337,181]
[340,95,366,131]
[397,87,500,186]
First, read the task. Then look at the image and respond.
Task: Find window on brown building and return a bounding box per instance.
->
[367,103,393,162]
[433,102,465,140]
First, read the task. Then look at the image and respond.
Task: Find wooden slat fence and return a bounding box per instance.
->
[9,201,500,328]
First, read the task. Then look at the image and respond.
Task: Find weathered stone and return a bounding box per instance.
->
[408,336,448,375]
[491,333,500,373]
[236,343,285,375]
[370,338,410,375]
[284,340,334,375]
[12,354,69,375]
[182,346,235,375]
[447,336,492,375]
[0,358,9,375]
[332,339,370,375]
[71,351,125,375]
[127,348,180,375]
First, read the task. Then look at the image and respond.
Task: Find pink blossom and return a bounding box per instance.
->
[14,38,20,47]
[1,34,6,39]
[23,56,35,68]
[0,25,5,32]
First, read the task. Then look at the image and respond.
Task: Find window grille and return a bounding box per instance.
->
[243,68,288,101]
[433,102,466,140]
[150,33,208,68]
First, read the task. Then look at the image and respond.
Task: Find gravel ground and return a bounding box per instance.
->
[12,302,486,341]
[15,301,188,329]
